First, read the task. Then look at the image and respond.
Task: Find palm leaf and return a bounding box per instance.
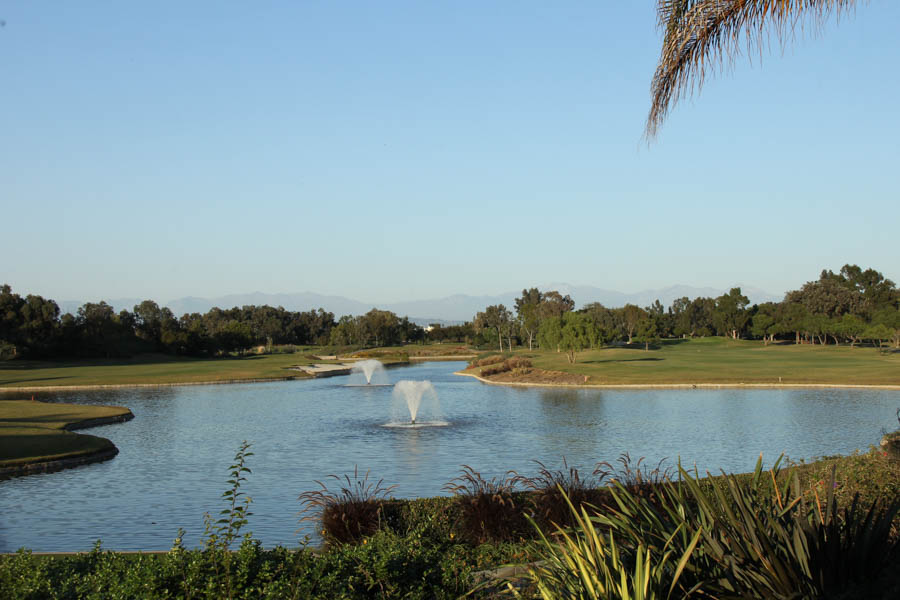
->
[647,0,863,138]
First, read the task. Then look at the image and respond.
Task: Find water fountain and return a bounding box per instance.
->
[388,380,447,428]
[347,359,389,386]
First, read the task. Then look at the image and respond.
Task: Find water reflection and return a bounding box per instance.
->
[0,362,897,552]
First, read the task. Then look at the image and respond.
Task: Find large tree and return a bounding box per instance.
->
[620,304,646,344]
[713,287,750,339]
[515,288,543,350]
[579,302,617,349]
[647,0,861,138]
[540,291,575,319]
[474,304,512,352]
[559,312,591,363]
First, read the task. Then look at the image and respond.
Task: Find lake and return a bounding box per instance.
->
[1,360,897,552]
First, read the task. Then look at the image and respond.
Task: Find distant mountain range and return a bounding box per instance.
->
[57,284,781,325]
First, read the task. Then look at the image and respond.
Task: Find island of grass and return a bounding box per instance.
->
[0,398,134,477]
[462,337,900,388]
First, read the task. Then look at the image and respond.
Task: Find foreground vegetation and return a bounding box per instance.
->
[467,337,900,386]
[2,443,898,599]
[0,399,132,470]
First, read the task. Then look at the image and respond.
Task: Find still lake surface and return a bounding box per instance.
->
[1,360,897,552]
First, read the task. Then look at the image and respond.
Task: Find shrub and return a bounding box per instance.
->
[298,467,396,546]
[597,452,673,510]
[444,465,529,544]
[515,492,701,600]
[515,458,611,531]
[504,356,532,370]
[479,364,508,377]
[594,456,900,598]
[476,356,533,377]
[468,354,506,368]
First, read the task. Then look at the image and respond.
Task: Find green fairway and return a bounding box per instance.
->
[0,346,430,390]
[0,351,328,389]
[0,399,133,468]
[485,337,900,386]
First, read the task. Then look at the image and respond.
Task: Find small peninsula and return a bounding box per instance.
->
[0,398,134,477]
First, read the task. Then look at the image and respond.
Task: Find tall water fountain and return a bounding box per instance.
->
[349,359,388,386]
[389,380,446,427]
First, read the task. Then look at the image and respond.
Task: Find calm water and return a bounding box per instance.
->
[1,361,897,552]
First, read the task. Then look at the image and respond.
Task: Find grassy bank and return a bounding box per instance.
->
[0,352,322,389]
[2,448,898,598]
[468,337,900,386]
[7,338,892,391]
[0,399,133,470]
[0,349,414,391]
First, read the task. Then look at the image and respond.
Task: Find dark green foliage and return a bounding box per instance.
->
[2,448,899,598]
[298,467,397,546]
[0,531,528,599]
[0,284,431,360]
[591,456,900,599]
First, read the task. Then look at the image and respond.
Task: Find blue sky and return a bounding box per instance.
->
[3,1,898,304]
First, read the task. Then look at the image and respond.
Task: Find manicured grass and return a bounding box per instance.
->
[0,399,132,467]
[0,347,422,389]
[0,351,323,389]
[498,337,900,386]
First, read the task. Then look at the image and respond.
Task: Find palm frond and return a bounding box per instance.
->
[647,0,862,139]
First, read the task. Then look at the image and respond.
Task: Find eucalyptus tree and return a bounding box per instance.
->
[540,291,575,319]
[751,302,780,345]
[579,302,617,349]
[620,304,646,344]
[515,288,543,350]
[647,0,863,138]
[474,304,512,352]
[712,287,750,339]
[559,312,591,363]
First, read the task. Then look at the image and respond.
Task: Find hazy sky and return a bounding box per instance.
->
[3,2,898,304]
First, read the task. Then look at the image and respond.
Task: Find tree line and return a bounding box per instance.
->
[3,264,896,361]
[0,287,429,359]
[472,265,899,361]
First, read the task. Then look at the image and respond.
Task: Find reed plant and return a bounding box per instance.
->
[598,453,673,511]
[516,458,611,532]
[444,465,529,544]
[298,466,396,545]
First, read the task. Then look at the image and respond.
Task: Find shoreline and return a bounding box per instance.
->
[454,370,900,390]
[0,412,134,478]
[2,365,898,393]
[0,376,303,393]
[0,358,476,392]
[0,446,120,478]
